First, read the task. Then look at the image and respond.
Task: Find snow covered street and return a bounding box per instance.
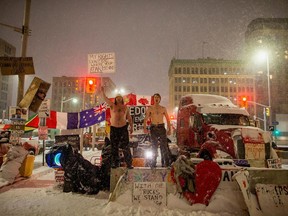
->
[0,149,248,216]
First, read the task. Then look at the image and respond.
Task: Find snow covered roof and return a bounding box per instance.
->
[180,94,249,116]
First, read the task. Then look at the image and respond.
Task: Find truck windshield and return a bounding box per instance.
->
[202,114,250,126]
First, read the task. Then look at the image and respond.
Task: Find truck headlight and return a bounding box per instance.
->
[144,149,153,159]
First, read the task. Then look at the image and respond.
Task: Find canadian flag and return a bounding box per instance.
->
[136,95,152,106]
[114,93,152,106]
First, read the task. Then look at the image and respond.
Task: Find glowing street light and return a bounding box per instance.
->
[60,97,78,112]
[256,50,272,129]
[114,88,126,95]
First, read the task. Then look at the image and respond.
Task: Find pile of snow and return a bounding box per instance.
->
[0,185,243,216]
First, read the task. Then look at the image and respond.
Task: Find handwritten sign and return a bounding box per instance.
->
[38,126,48,140]
[88,52,115,73]
[245,143,265,159]
[38,99,51,118]
[256,184,288,215]
[0,57,35,75]
[267,158,282,168]
[133,182,166,206]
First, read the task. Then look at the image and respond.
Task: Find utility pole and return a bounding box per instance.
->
[18,0,32,104]
[0,0,32,105]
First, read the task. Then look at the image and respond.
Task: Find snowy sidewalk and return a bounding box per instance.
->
[0,149,101,192]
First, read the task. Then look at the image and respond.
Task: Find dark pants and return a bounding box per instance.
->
[150,124,171,167]
[110,125,132,167]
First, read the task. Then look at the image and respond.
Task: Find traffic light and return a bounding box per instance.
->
[86,78,96,93]
[265,107,270,116]
[273,129,280,136]
[240,96,248,108]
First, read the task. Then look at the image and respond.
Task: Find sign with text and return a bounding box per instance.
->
[267,158,282,168]
[55,134,80,150]
[0,57,35,75]
[0,131,11,144]
[88,52,115,73]
[38,99,51,118]
[38,126,48,140]
[256,184,288,215]
[129,106,147,133]
[245,143,265,160]
[133,182,166,206]
[9,106,28,120]
[18,77,51,113]
[10,120,25,134]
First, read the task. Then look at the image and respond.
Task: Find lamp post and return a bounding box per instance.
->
[60,97,78,112]
[257,50,272,129]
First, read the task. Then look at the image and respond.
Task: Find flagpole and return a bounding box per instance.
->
[40,117,46,166]
[92,87,96,151]
[79,77,86,155]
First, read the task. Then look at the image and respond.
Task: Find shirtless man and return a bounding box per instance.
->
[143,93,171,167]
[101,87,133,168]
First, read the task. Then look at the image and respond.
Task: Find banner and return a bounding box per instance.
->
[18,77,51,112]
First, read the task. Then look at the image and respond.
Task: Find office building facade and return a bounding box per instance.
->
[245,18,288,117]
[51,76,115,112]
[168,58,256,117]
[0,38,16,119]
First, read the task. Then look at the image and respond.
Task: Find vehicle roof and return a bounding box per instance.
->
[179,94,249,116]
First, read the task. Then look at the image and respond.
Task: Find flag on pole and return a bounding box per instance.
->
[79,103,107,128]
[26,111,78,129]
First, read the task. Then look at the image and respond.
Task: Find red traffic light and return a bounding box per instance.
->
[240,96,248,108]
[86,78,96,93]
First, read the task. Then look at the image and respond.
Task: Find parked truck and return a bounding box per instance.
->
[176,94,279,167]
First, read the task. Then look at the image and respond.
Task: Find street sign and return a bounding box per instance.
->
[0,57,35,75]
[268,125,275,131]
[88,52,115,73]
[272,121,279,125]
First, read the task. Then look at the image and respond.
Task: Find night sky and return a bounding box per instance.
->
[0,0,287,106]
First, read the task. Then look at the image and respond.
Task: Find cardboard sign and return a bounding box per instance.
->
[55,134,80,149]
[38,126,48,140]
[88,52,115,73]
[38,99,51,118]
[245,143,265,159]
[10,120,25,131]
[55,169,65,183]
[256,184,288,215]
[0,131,11,144]
[0,57,35,75]
[133,182,166,206]
[9,106,28,120]
[267,158,282,168]
[18,77,51,112]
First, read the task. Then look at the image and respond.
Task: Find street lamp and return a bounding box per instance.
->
[256,50,272,128]
[60,97,78,112]
[114,88,125,95]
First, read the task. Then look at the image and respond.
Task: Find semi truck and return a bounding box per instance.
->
[176,94,279,167]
